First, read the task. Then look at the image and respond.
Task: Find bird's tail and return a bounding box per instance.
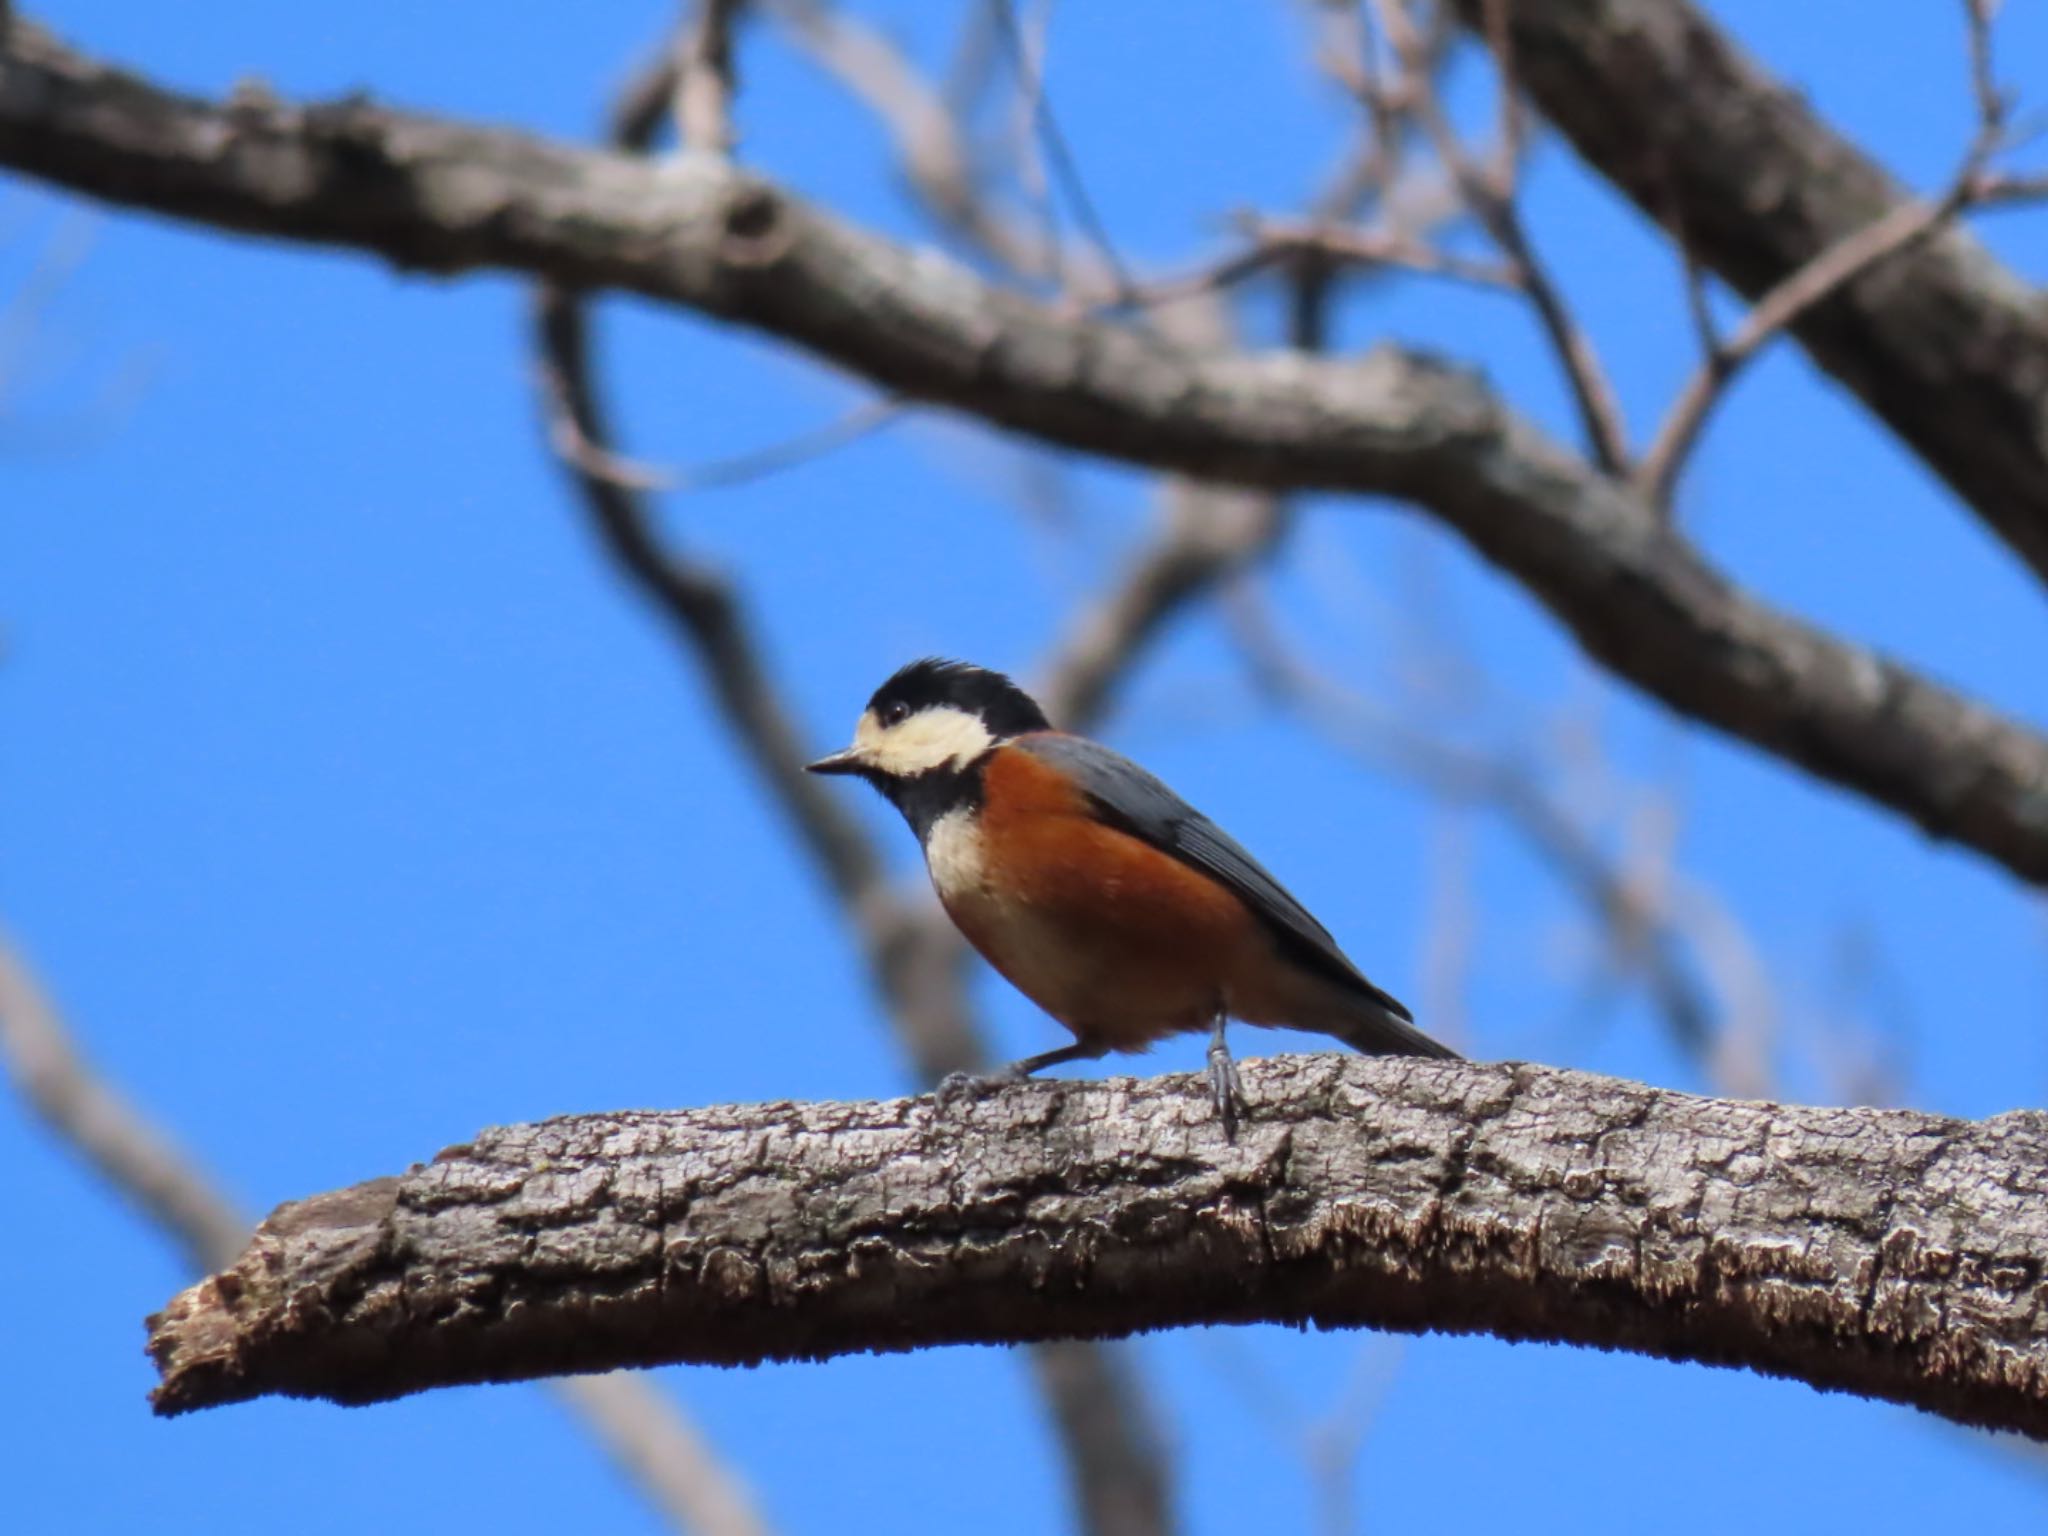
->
[1315,978,1462,1061]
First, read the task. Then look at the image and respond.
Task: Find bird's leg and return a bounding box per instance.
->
[1010,1040,1108,1077]
[934,1041,1106,1110]
[1206,1011,1246,1139]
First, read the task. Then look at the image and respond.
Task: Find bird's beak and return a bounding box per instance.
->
[805,746,868,776]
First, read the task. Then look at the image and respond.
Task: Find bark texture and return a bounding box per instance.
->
[149,1055,2048,1440]
[1460,0,2048,581]
[4,23,2048,885]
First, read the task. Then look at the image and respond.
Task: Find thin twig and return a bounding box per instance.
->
[1371,0,1631,475]
[1037,286,1298,729]
[1228,597,1728,1068]
[1654,147,1724,364]
[1120,218,1515,313]
[676,0,747,157]
[1040,479,1284,731]
[553,1375,773,1536]
[1478,0,1524,197]
[539,374,904,495]
[1635,194,1970,511]
[991,0,1133,298]
[767,0,1050,280]
[1634,0,2032,510]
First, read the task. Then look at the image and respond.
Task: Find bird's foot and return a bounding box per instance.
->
[1206,1032,1247,1141]
[933,1064,1027,1112]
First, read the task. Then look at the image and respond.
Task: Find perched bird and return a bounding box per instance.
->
[808,658,1457,1129]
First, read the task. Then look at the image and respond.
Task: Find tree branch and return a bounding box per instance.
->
[5,21,2048,890]
[147,1055,2048,1443]
[1452,0,2048,587]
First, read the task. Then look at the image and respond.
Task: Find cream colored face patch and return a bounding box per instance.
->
[849,704,995,778]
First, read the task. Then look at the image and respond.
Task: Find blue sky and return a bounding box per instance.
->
[5,2,2048,1531]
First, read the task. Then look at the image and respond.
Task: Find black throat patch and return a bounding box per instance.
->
[871,752,991,844]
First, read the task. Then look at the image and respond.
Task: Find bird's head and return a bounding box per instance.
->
[807,658,1050,785]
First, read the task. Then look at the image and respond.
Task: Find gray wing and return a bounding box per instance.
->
[1016,733,1413,1022]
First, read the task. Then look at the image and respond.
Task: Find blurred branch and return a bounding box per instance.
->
[1039,477,1281,731]
[1230,601,1724,1068]
[0,926,770,1536]
[0,924,245,1275]
[1039,292,1292,733]
[552,1374,772,1536]
[1450,0,2048,585]
[6,23,2048,885]
[768,0,1050,280]
[989,0,1130,299]
[1124,219,1515,311]
[149,1055,2048,1447]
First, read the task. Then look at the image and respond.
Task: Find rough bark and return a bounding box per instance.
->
[4,23,2048,885]
[149,1055,2048,1442]
[1457,0,2048,584]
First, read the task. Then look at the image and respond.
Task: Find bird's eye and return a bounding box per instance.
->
[881,701,911,727]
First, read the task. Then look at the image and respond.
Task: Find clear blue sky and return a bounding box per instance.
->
[6,2,2048,1531]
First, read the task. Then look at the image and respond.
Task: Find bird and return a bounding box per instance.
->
[807,658,1458,1130]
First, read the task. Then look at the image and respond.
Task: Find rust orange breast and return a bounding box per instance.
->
[942,744,1265,1046]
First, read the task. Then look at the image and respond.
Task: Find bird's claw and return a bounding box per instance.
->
[934,1064,1026,1112]
[1206,1037,1247,1140]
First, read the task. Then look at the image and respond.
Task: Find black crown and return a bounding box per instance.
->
[868,658,1051,738]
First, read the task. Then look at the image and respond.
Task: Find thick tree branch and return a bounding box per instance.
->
[5,22,2048,889]
[148,1055,2048,1442]
[1453,0,2048,585]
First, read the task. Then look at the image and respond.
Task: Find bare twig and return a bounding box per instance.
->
[1370,0,1631,475]
[768,0,1050,280]
[990,0,1131,298]
[539,376,904,496]
[1661,175,1724,363]
[1123,218,1515,313]
[1447,0,2048,585]
[553,1375,773,1536]
[1478,0,1526,196]
[1230,599,1724,1066]
[1633,0,2033,510]
[676,0,747,157]
[1040,479,1283,730]
[1963,0,2006,137]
